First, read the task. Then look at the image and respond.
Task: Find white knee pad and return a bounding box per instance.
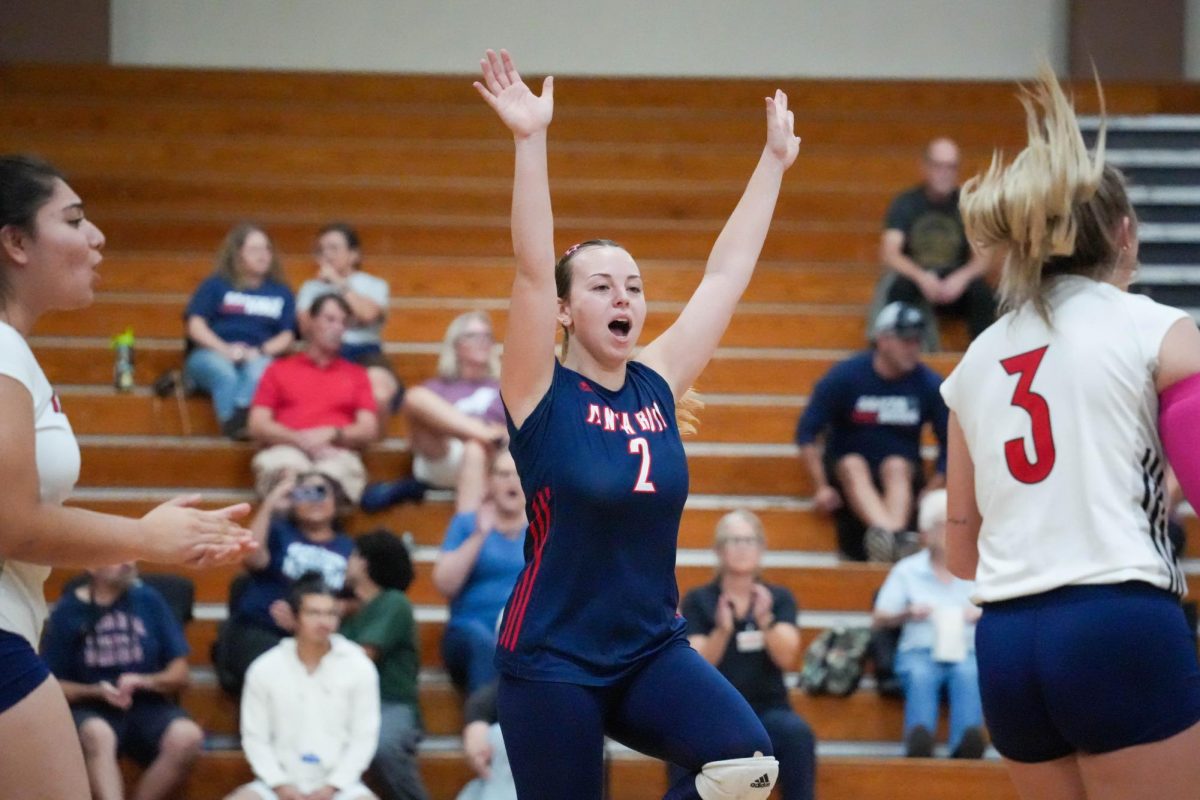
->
[695,753,779,800]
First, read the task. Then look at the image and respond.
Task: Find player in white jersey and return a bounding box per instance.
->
[0,155,256,797]
[940,71,1200,800]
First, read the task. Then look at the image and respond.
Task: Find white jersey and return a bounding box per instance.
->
[941,276,1188,603]
[0,322,80,645]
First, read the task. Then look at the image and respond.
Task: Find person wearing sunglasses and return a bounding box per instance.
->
[215,471,355,694]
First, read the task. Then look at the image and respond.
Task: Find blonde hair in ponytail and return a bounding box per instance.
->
[959,65,1128,322]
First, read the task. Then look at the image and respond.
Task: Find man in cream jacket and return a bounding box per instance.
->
[225,576,381,800]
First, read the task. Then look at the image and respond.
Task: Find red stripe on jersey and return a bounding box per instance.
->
[501,488,549,650]
[500,487,551,651]
[499,489,547,651]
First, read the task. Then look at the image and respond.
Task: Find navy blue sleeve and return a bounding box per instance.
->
[184,276,222,321]
[275,283,297,335]
[680,588,715,638]
[141,587,190,665]
[923,367,949,474]
[795,368,841,445]
[257,517,291,576]
[39,600,80,681]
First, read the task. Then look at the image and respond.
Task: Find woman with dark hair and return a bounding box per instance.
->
[184,222,296,438]
[297,223,401,417]
[216,470,354,693]
[945,70,1200,798]
[0,154,252,796]
[343,530,428,800]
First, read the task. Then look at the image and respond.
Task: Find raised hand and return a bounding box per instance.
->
[473,49,553,139]
[764,89,801,169]
[138,495,255,567]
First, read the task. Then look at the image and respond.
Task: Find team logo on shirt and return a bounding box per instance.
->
[584,402,669,436]
[850,395,919,425]
[219,290,286,319]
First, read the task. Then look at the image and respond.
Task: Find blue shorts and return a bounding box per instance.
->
[0,628,51,714]
[977,582,1200,763]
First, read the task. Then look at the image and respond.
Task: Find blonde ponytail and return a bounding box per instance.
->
[959,65,1117,321]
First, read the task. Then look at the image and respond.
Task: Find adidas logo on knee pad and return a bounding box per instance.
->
[750,773,772,788]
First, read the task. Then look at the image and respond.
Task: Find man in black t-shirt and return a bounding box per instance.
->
[881,138,996,339]
[675,511,816,800]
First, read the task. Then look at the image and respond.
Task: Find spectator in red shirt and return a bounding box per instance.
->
[248,294,379,502]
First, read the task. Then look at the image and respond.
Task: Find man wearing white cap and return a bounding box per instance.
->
[795,303,948,561]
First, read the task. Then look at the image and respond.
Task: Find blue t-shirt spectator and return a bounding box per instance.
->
[794,351,948,473]
[441,511,527,633]
[185,274,296,349]
[233,517,354,633]
[42,582,189,685]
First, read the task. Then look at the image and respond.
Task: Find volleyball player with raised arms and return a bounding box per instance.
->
[0,155,255,796]
[473,50,799,799]
[942,71,1200,799]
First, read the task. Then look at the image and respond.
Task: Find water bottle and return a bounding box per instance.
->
[111,327,135,393]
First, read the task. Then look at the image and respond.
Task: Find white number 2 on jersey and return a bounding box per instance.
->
[628,437,657,493]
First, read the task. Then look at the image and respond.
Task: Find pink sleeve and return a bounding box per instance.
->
[1159,372,1200,505]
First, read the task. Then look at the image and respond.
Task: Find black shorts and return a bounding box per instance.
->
[71,698,191,766]
[0,628,50,714]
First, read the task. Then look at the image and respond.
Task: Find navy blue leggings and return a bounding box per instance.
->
[498,641,773,800]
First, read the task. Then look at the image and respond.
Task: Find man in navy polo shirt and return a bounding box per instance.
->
[795,303,948,561]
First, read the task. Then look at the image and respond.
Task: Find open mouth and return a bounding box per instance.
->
[608,319,632,338]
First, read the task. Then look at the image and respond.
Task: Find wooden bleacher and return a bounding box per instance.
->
[6,62,1200,799]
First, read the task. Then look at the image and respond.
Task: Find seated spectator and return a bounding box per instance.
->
[872,489,984,759]
[341,530,430,800]
[795,302,948,562]
[432,449,527,694]
[249,293,379,503]
[184,223,296,439]
[879,137,995,342]
[677,510,816,800]
[225,577,380,800]
[362,311,506,513]
[455,680,516,800]
[296,223,402,419]
[214,471,354,695]
[41,563,204,800]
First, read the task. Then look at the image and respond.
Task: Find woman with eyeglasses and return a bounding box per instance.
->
[215,471,355,694]
[677,510,816,800]
[362,311,507,513]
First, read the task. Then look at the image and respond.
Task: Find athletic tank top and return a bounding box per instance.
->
[0,322,81,645]
[496,360,689,684]
[941,276,1188,602]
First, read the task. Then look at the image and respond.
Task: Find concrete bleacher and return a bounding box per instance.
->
[7,62,1200,799]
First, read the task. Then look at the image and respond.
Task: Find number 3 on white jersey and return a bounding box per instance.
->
[629,437,657,493]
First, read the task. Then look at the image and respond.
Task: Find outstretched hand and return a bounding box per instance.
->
[139,495,256,568]
[473,49,553,139]
[764,89,800,169]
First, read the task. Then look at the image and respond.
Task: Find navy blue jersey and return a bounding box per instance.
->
[497,360,689,685]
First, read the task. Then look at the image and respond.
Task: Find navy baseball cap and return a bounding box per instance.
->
[872,302,926,340]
